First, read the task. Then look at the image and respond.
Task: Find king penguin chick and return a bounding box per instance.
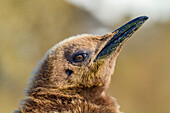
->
[15,16,148,113]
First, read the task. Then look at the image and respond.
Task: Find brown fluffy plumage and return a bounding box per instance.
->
[15,34,120,113]
[15,16,148,113]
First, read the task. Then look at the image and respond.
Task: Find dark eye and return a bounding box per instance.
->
[72,53,88,62]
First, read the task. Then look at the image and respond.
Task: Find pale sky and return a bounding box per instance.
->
[66,0,170,26]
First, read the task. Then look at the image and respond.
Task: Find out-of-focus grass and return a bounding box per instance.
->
[0,0,170,113]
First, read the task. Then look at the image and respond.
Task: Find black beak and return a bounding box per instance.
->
[95,16,148,61]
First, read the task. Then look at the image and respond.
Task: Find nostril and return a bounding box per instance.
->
[66,69,73,77]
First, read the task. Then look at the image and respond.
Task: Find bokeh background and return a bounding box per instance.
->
[0,0,170,113]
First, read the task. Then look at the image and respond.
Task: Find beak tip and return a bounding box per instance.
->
[138,16,149,21]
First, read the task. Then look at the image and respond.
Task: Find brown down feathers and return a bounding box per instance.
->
[14,33,121,113]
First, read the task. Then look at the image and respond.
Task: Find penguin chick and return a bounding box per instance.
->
[15,16,148,113]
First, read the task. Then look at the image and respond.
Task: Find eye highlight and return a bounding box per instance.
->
[72,53,88,62]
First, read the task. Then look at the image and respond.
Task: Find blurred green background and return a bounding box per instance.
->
[0,0,170,113]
